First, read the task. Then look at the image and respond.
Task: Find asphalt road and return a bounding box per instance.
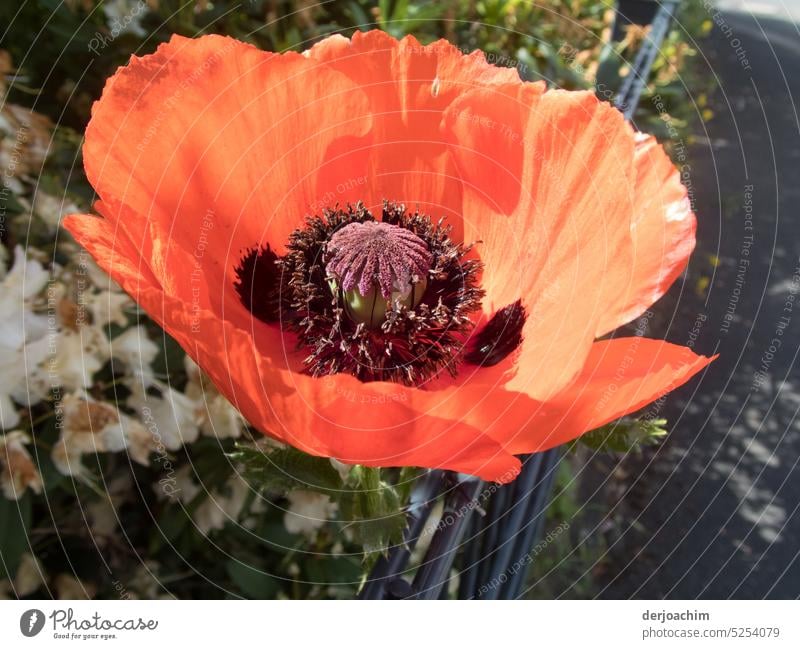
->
[598,4,800,598]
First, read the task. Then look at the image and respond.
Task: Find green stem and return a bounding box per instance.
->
[397,465,420,505]
[356,466,382,517]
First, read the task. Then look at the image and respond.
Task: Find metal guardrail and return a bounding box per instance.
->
[360,0,680,600]
[615,0,680,119]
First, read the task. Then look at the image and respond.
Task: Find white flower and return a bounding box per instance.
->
[47,328,107,392]
[0,245,49,345]
[0,392,20,432]
[0,247,51,427]
[110,325,159,384]
[53,574,95,599]
[169,466,251,536]
[103,0,148,38]
[127,381,201,451]
[88,289,131,329]
[87,472,131,541]
[202,394,244,439]
[194,477,250,536]
[83,258,122,293]
[87,497,119,540]
[0,553,45,599]
[51,392,152,477]
[284,490,336,536]
[0,104,51,189]
[0,431,43,499]
[330,459,353,482]
[32,190,80,231]
[1,334,51,418]
[183,356,244,439]
[126,561,165,599]
[13,553,45,596]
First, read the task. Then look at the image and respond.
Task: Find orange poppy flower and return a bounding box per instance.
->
[65,31,714,483]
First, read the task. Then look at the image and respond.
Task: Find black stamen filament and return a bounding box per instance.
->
[465,300,527,367]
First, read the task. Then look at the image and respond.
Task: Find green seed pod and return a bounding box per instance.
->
[331,277,428,328]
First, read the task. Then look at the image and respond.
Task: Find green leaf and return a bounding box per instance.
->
[304,555,361,585]
[231,445,345,495]
[396,466,420,504]
[0,493,33,580]
[0,186,26,214]
[339,472,406,557]
[345,2,370,29]
[574,418,668,454]
[226,560,280,599]
[256,522,302,549]
[149,503,192,553]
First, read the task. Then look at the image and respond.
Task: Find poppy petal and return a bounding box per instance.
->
[444,89,638,399]
[308,31,532,228]
[596,134,697,334]
[514,337,715,452]
[429,338,714,454]
[84,34,373,295]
